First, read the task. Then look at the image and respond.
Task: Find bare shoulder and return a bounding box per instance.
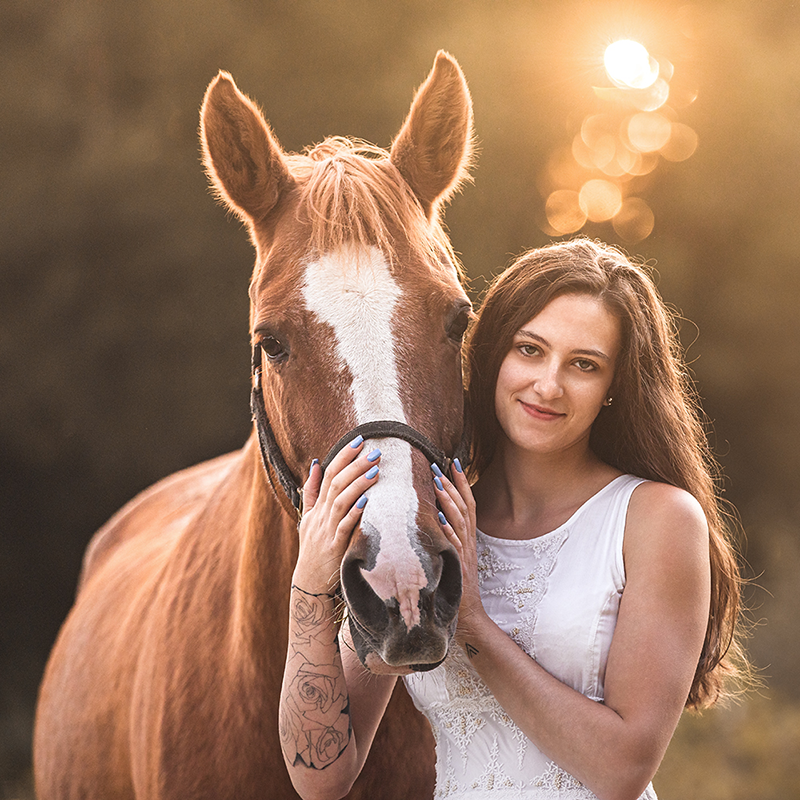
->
[624,481,709,570]
[628,480,707,530]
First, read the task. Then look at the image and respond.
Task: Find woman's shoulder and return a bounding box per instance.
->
[628,480,706,522]
[623,480,709,565]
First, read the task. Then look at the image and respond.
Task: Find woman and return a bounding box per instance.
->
[280,238,748,800]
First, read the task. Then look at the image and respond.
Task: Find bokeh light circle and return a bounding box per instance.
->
[627,112,672,152]
[660,122,699,161]
[578,180,623,222]
[632,77,670,111]
[612,197,655,242]
[545,190,587,234]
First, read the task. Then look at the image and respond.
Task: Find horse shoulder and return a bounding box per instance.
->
[78,449,244,591]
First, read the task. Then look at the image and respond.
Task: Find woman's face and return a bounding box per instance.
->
[494,292,621,459]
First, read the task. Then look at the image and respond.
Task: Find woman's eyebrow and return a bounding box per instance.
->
[516,329,549,346]
[574,348,612,362]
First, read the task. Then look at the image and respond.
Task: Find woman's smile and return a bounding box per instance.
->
[519,400,566,421]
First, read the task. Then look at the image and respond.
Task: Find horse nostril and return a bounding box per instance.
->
[341,557,390,634]
[434,548,462,624]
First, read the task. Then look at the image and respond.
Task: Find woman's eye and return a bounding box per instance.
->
[575,359,596,372]
[260,336,287,361]
[518,344,539,357]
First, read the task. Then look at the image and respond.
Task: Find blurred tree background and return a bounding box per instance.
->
[1,0,798,796]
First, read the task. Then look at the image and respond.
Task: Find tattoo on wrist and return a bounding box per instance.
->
[291,584,336,599]
[465,642,479,660]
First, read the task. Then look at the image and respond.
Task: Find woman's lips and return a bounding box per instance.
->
[519,400,565,420]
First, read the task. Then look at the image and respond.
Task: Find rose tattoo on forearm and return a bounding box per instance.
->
[280,587,352,769]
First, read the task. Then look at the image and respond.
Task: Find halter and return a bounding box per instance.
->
[250,345,469,513]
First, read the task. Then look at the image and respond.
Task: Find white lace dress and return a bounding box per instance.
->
[404,475,657,800]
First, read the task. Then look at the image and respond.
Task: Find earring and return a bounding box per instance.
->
[603,396,613,407]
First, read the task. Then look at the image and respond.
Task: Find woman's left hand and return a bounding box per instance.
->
[432,459,487,640]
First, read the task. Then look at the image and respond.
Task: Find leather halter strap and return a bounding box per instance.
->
[320,420,454,475]
[250,345,468,513]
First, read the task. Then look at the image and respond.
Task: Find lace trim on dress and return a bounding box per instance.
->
[468,735,528,795]
[531,760,595,798]
[436,754,656,799]
[476,543,517,585]
[430,644,497,768]
[436,743,461,799]
[481,530,567,660]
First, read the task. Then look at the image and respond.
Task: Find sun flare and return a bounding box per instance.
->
[604,39,659,89]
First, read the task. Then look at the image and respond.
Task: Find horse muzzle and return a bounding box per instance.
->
[340,539,461,673]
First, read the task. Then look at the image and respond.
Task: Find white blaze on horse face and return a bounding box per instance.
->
[302,245,428,630]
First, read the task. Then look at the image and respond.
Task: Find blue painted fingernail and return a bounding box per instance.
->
[453,458,463,473]
[356,494,368,509]
[438,511,447,526]
[431,463,443,478]
[350,435,364,448]
[367,448,381,462]
[366,465,379,480]
[434,476,443,491]
[309,458,319,476]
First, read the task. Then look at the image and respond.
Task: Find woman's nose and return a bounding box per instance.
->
[533,362,564,399]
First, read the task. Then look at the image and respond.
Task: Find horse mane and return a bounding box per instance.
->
[286,137,463,276]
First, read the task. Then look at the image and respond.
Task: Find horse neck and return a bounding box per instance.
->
[231,433,300,677]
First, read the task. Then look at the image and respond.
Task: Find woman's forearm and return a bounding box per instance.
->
[280,444,396,798]
[279,584,357,800]
[458,613,660,800]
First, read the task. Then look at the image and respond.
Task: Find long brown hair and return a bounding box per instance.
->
[466,237,749,709]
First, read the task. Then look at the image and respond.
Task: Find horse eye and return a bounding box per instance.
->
[260,335,288,362]
[446,306,472,343]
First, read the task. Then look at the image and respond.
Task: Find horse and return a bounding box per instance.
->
[33,51,474,800]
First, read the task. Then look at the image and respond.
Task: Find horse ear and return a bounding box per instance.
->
[200,72,293,225]
[390,51,474,219]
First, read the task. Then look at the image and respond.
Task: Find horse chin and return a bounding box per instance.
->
[362,651,447,676]
[409,657,447,672]
[349,615,451,675]
[363,653,416,676]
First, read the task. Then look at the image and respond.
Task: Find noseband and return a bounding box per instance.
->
[250,346,469,513]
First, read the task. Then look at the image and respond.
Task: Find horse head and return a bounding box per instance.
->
[199,52,473,673]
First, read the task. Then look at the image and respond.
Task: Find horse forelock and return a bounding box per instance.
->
[285,137,462,283]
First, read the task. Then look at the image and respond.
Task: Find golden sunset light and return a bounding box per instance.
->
[604,39,659,89]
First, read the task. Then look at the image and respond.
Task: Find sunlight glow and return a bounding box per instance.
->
[604,40,659,90]
[536,34,698,243]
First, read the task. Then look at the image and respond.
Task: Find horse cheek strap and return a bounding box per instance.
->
[251,346,303,514]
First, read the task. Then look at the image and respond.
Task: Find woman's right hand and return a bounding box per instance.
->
[292,435,381,595]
